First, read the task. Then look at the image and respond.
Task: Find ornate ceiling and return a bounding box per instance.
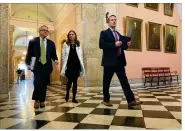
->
[11,4,65,22]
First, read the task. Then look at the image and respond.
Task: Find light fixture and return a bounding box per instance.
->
[28,35,33,40]
[21,56,25,60]
[23,51,27,55]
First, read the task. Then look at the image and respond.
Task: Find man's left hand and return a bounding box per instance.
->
[127,41,131,47]
[54,60,59,66]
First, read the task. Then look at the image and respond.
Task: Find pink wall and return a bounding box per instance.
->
[118,3,182,79]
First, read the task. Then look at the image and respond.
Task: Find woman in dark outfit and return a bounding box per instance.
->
[61,30,85,103]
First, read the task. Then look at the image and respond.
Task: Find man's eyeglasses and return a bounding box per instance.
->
[40,30,49,32]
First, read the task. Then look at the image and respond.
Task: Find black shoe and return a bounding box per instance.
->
[40,102,45,108]
[128,101,143,108]
[72,99,78,103]
[65,93,69,102]
[102,101,113,107]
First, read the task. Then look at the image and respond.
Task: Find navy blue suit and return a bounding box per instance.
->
[25,37,58,102]
[99,28,135,103]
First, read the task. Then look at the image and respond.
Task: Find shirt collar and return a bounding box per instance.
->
[109,27,116,32]
[40,37,46,41]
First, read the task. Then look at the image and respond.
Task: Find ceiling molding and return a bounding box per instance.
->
[10,17,54,30]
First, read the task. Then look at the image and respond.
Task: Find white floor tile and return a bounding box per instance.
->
[0,105,20,110]
[115,109,143,117]
[31,112,64,121]
[161,102,181,106]
[109,125,145,130]
[67,107,94,114]
[84,100,103,103]
[170,111,181,119]
[34,106,55,112]
[141,105,168,111]
[144,118,181,129]
[0,110,21,117]
[139,98,159,102]
[58,103,80,107]
[0,118,24,129]
[80,114,114,125]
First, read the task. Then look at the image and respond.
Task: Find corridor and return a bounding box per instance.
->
[0,80,181,129]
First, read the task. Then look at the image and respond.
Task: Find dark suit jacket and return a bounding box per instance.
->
[99,28,130,67]
[25,37,58,73]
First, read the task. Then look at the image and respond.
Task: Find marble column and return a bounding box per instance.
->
[9,25,14,86]
[75,4,106,87]
[75,4,120,87]
[0,4,9,98]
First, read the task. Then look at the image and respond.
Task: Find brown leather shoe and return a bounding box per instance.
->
[103,101,113,107]
[40,102,45,108]
[128,101,143,107]
[34,100,40,109]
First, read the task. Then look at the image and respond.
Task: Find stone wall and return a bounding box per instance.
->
[0,4,9,96]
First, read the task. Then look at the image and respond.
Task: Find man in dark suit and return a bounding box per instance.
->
[99,15,142,107]
[166,29,175,52]
[149,27,160,49]
[25,25,58,109]
[129,22,141,49]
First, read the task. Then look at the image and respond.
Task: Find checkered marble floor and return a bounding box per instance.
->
[0,80,181,129]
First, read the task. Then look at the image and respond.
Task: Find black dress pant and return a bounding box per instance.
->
[103,65,135,104]
[32,63,50,102]
[66,76,78,100]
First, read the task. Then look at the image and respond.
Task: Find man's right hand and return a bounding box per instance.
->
[27,65,31,70]
[115,41,122,47]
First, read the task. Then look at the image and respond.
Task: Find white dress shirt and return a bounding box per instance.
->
[40,37,47,53]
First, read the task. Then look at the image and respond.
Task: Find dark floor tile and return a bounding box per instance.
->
[165,106,181,112]
[91,108,116,115]
[83,95,96,97]
[90,97,103,100]
[111,116,145,128]
[54,113,87,123]
[0,104,7,107]
[142,110,175,119]
[139,96,156,98]
[46,107,73,112]
[75,99,87,103]
[157,98,179,102]
[172,96,181,99]
[177,119,181,124]
[45,98,58,101]
[141,101,162,105]
[7,120,49,129]
[165,92,179,94]
[45,102,65,106]
[119,104,141,110]
[74,123,109,129]
[77,103,99,108]
[152,94,169,96]
[0,109,5,112]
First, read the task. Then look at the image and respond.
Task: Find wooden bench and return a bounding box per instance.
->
[142,67,179,87]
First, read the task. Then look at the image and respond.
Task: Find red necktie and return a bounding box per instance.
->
[113,31,121,56]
